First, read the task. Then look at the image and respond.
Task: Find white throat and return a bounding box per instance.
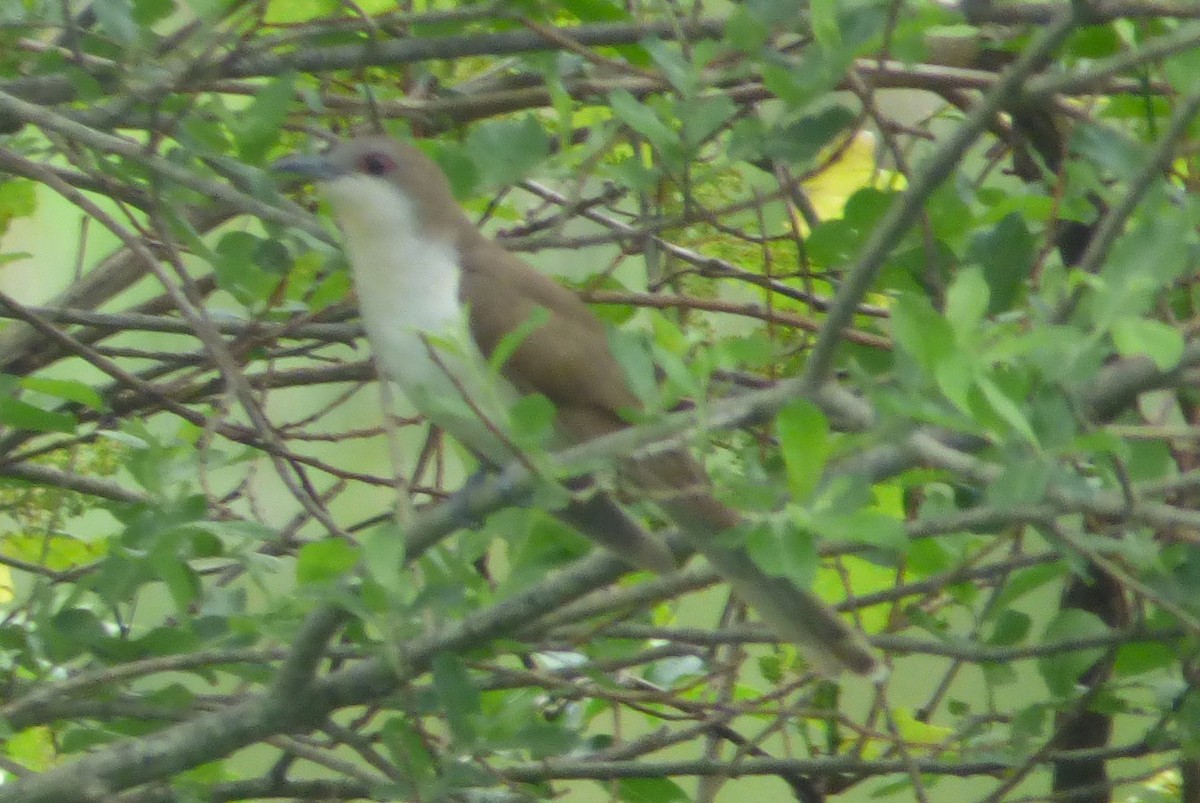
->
[323,174,517,463]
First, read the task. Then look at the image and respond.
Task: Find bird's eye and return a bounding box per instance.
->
[360,153,395,176]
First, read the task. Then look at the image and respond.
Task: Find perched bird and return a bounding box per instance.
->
[276,135,880,677]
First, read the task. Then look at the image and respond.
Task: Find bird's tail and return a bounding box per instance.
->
[632,450,882,678]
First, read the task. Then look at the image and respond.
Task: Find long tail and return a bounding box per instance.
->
[633,450,882,678]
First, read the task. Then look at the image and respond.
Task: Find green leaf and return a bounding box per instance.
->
[0,179,37,236]
[1071,123,1144,182]
[306,260,352,312]
[679,94,736,149]
[133,0,176,26]
[1101,191,1198,308]
[642,38,695,95]
[3,533,103,572]
[810,0,842,50]
[742,0,806,27]
[760,21,865,112]
[993,563,1068,609]
[906,536,952,576]
[891,292,956,379]
[612,777,690,803]
[465,116,551,188]
[432,652,481,746]
[20,377,107,411]
[764,104,856,165]
[361,521,409,602]
[605,153,661,191]
[186,519,274,550]
[761,57,820,109]
[557,0,629,21]
[747,516,817,588]
[806,188,893,265]
[179,111,232,154]
[609,89,678,151]
[1126,438,1174,484]
[380,717,435,794]
[234,73,296,163]
[933,349,975,415]
[509,393,556,449]
[6,726,56,771]
[252,236,291,274]
[1037,609,1109,697]
[44,608,110,662]
[212,231,280,306]
[985,455,1050,510]
[122,440,204,500]
[607,328,659,412]
[726,4,770,53]
[1067,25,1121,59]
[810,508,908,554]
[986,609,1031,646]
[1114,640,1177,676]
[0,397,77,433]
[775,399,829,500]
[429,143,480,199]
[296,539,358,586]
[944,266,989,341]
[94,0,140,45]
[51,608,106,648]
[149,549,200,612]
[265,0,339,24]
[1111,317,1184,371]
[488,306,550,373]
[892,708,954,746]
[132,626,201,659]
[975,375,1039,444]
[1165,43,1200,96]
[644,655,705,689]
[512,713,581,760]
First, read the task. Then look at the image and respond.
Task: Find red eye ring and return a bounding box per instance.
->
[360,152,395,176]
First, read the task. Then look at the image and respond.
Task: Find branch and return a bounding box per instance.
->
[498,744,1165,782]
[582,289,890,349]
[0,306,359,343]
[0,17,725,127]
[225,18,724,78]
[0,461,147,505]
[963,0,1200,23]
[0,87,319,235]
[0,546,630,802]
[267,605,348,701]
[1027,21,1200,97]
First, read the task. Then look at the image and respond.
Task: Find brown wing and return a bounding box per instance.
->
[459,239,639,442]
[460,238,718,486]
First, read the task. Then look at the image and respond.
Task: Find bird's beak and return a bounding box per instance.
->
[272,153,341,182]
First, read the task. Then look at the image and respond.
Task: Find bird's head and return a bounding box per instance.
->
[275,135,465,242]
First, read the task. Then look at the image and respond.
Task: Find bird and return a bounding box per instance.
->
[275,135,880,677]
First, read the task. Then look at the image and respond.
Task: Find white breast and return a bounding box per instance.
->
[323,175,517,464]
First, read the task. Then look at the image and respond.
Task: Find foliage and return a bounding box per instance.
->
[0,1,1198,801]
